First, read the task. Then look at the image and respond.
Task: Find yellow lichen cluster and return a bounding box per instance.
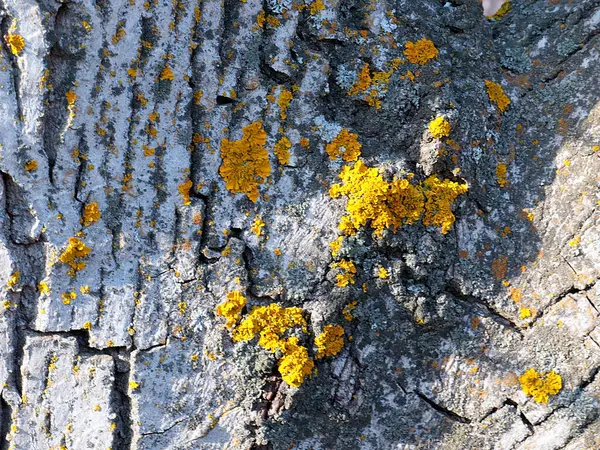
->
[160,65,174,81]
[7,271,19,288]
[333,259,356,287]
[62,291,77,305]
[82,202,101,226]
[5,33,25,56]
[178,179,193,205]
[330,161,467,236]
[428,116,451,139]
[315,324,345,359]
[485,80,510,113]
[278,89,293,120]
[59,237,91,276]
[519,368,562,403]
[219,121,271,202]
[487,1,511,20]
[251,218,265,236]
[326,129,362,162]
[404,38,438,65]
[348,63,394,109]
[496,163,508,187]
[24,160,38,172]
[215,291,247,328]
[274,136,292,165]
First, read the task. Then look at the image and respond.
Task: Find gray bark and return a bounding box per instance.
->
[0,0,599,448]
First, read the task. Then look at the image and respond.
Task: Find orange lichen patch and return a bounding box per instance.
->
[519,368,562,403]
[347,63,394,109]
[428,116,451,139]
[160,65,175,81]
[178,179,193,205]
[274,136,292,165]
[404,38,438,65]
[315,324,345,359]
[230,303,312,387]
[66,90,77,107]
[219,121,271,202]
[251,218,265,236]
[215,291,247,328]
[485,80,510,113]
[377,267,390,279]
[299,137,310,148]
[127,68,137,78]
[24,160,38,172]
[193,90,203,105]
[510,287,523,303]
[486,1,511,20]
[496,163,508,187]
[333,259,356,287]
[59,237,91,276]
[329,236,343,257]
[326,129,362,162]
[82,202,101,226]
[278,89,293,120]
[5,33,25,56]
[491,255,508,280]
[342,301,358,321]
[308,0,325,15]
[421,175,469,234]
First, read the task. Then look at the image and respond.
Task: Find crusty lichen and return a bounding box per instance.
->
[428,116,451,139]
[330,161,467,235]
[519,368,562,403]
[59,237,91,276]
[326,129,362,162]
[404,38,438,65]
[216,291,247,328]
[315,324,345,359]
[219,121,271,202]
[485,80,510,113]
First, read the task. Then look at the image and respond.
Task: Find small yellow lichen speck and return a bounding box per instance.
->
[496,163,508,188]
[178,179,193,205]
[216,291,247,328]
[568,235,581,247]
[160,65,174,81]
[404,38,438,65]
[485,80,510,113]
[333,259,356,287]
[274,136,292,165]
[59,237,91,276]
[519,308,531,319]
[329,236,343,257]
[347,63,394,109]
[342,301,358,321]
[7,271,19,288]
[129,381,140,390]
[326,129,362,162]
[66,90,77,107]
[5,33,25,56]
[377,267,389,279]
[519,368,562,403]
[83,321,92,331]
[80,285,91,294]
[219,121,271,202]
[24,160,38,172]
[315,324,345,359]
[251,218,265,236]
[428,116,451,139]
[38,281,50,295]
[278,89,293,120]
[62,291,77,305]
[82,201,101,226]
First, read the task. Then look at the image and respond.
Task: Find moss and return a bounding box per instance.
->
[519,368,562,403]
[59,237,91,276]
[326,129,362,162]
[315,324,345,359]
[404,38,438,65]
[428,116,451,139]
[219,121,271,202]
[485,80,510,113]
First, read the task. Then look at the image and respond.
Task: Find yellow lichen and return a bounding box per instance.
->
[219,121,271,202]
[315,324,345,359]
[82,321,92,331]
[309,0,325,15]
[160,65,174,81]
[216,291,247,328]
[333,259,356,287]
[485,80,510,113]
[178,179,193,205]
[519,368,562,403]
[428,116,451,139]
[65,90,77,107]
[347,63,394,109]
[342,301,357,321]
[251,218,265,236]
[59,237,91,276]
[404,38,438,65]
[82,202,101,226]
[62,291,77,305]
[326,129,362,162]
[278,89,293,120]
[421,175,469,234]
[7,271,19,288]
[487,1,511,20]
[38,281,50,295]
[80,285,91,294]
[496,163,508,187]
[377,267,389,279]
[274,136,292,165]
[24,160,38,172]
[568,235,581,247]
[329,236,343,257]
[277,337,315,388]
[5,33,25,56]
[519,308,531,319]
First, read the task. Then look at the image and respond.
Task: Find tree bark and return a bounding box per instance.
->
[0,0,599,448]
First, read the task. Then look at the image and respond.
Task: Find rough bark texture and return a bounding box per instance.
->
[0,0,600,448]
